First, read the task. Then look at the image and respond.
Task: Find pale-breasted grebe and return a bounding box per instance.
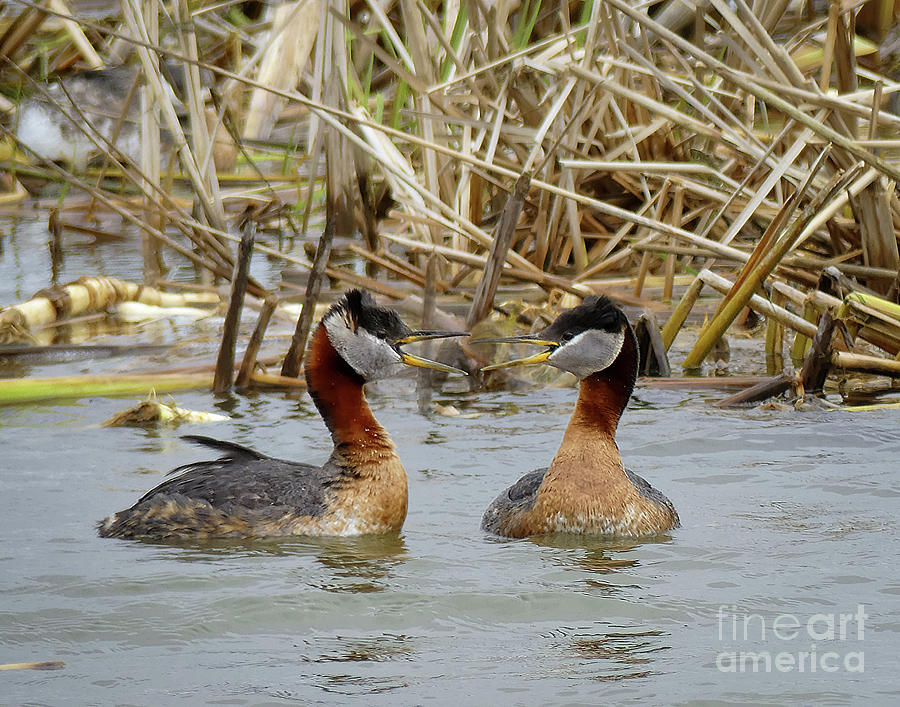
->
[475,295,679,538]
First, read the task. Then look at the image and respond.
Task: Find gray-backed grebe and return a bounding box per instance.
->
[98,290,466,540]
[475,295,679,538]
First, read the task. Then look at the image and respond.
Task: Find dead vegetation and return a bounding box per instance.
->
[1,0,900,407]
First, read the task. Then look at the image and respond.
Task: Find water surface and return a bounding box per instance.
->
[2,384,898,704]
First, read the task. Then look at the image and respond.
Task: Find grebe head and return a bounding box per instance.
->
[322,290,468,380]
[476,295,630,379]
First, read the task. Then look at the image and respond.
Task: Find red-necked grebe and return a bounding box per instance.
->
[475,295,679,538]
[98,289,467,540]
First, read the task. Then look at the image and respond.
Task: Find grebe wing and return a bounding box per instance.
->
[624,467,680,520]
[505,468,547,502]
[481,468,547,534]
[179,434,267,461]
[133,437,329,516]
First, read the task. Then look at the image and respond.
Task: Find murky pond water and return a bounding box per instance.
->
[2,216,899,704]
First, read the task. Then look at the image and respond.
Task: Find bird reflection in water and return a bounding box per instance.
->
[298,625,413,695]
[308,534,408,594]
[528,534,669,592]
[300,632,414,665]
[534,535,674,681]
[134,533,407,594]
[554,624,669,682]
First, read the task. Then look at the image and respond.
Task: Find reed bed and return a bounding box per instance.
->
[1,0,899,406]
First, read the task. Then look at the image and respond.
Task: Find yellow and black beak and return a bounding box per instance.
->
[394,331,469,375]
[471,334,559,371]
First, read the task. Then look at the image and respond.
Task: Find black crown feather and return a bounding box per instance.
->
[543,295,628,340]
[324,289,410,341]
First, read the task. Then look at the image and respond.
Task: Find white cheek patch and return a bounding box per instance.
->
[323,316,403,380]
[324,312,356,360]
[547,329,625,379]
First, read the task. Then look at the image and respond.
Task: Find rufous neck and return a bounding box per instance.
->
[304,322,388,447]
[563,325,637,440]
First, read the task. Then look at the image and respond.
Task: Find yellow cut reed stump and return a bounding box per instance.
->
[0,277,218,343]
